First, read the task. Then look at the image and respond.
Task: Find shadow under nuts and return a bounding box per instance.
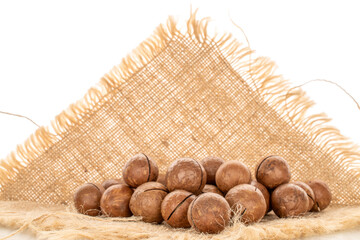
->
[161,190,195,228]
[215,160,251,193]
[200,156,225,185]
[129,181,168,223]
[187,193,231,234]
[123,153,159,188]
[166,158,206,194]
[100,184,133,217]
[225,184,266,223]
[271,183,308,218]
[256,155,291,189]
[74,183,105,216]
[307,180,332,211]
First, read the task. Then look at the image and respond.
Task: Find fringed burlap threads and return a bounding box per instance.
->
[1,201,360,240]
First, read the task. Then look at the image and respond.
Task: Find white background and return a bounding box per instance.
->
[1,0,360,158]
[0,0,360,239]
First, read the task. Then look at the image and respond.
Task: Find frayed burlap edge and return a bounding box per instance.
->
[0,11,359,189]
[1,201,360,240]
[0,10,360,240]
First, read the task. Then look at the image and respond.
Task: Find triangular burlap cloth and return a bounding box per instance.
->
[1,12,360,240]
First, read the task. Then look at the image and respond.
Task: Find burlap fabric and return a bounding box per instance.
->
[0,13,360,239]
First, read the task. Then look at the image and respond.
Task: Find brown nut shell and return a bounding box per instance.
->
[74,183,104,216]
[187,193,231,234]
[215,160,251,193]
[156,173,167,187]
[225,184,266,223]
[129,182,168,223]
[161,190,195,228]
[307,180,332,211]
[123,153,159,188]
[250,180,270,213]
[95,183,106,195]
[202,184,224,196]
[256,155,291,189]
[293,181,316,212]
[271,183,309,218]
[166,158,206,194]
[102,179,122,190]
[100,184,133,217]
[200,156,225,184]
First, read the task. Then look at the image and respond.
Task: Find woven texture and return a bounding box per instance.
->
[1,201,360,240]
[0,14,360,206]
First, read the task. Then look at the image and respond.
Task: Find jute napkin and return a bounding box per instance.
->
[1,12,359,240]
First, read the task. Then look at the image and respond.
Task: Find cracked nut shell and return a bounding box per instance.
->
[187,193,231,234]
[225,184,266,223]
[307,180,332,211]
[293,181,316,212]
[74,183,105,216]
[123,153,159,188]
[129,182,168,223]
[202,184,224,196]
[161,190,195,228]
[215,160,251,193]
[256,155,291,189]
[200,156,225,184]
[271,183,308,218]
[250,180,270,213]
[100,184,133,217]
[166,158,206,194]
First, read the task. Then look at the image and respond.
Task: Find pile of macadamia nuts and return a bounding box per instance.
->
[74,154,332,234]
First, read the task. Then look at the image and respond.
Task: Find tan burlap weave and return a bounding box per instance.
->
[0,12,360,239]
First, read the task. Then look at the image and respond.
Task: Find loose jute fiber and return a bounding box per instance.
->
[1,12,360,239]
